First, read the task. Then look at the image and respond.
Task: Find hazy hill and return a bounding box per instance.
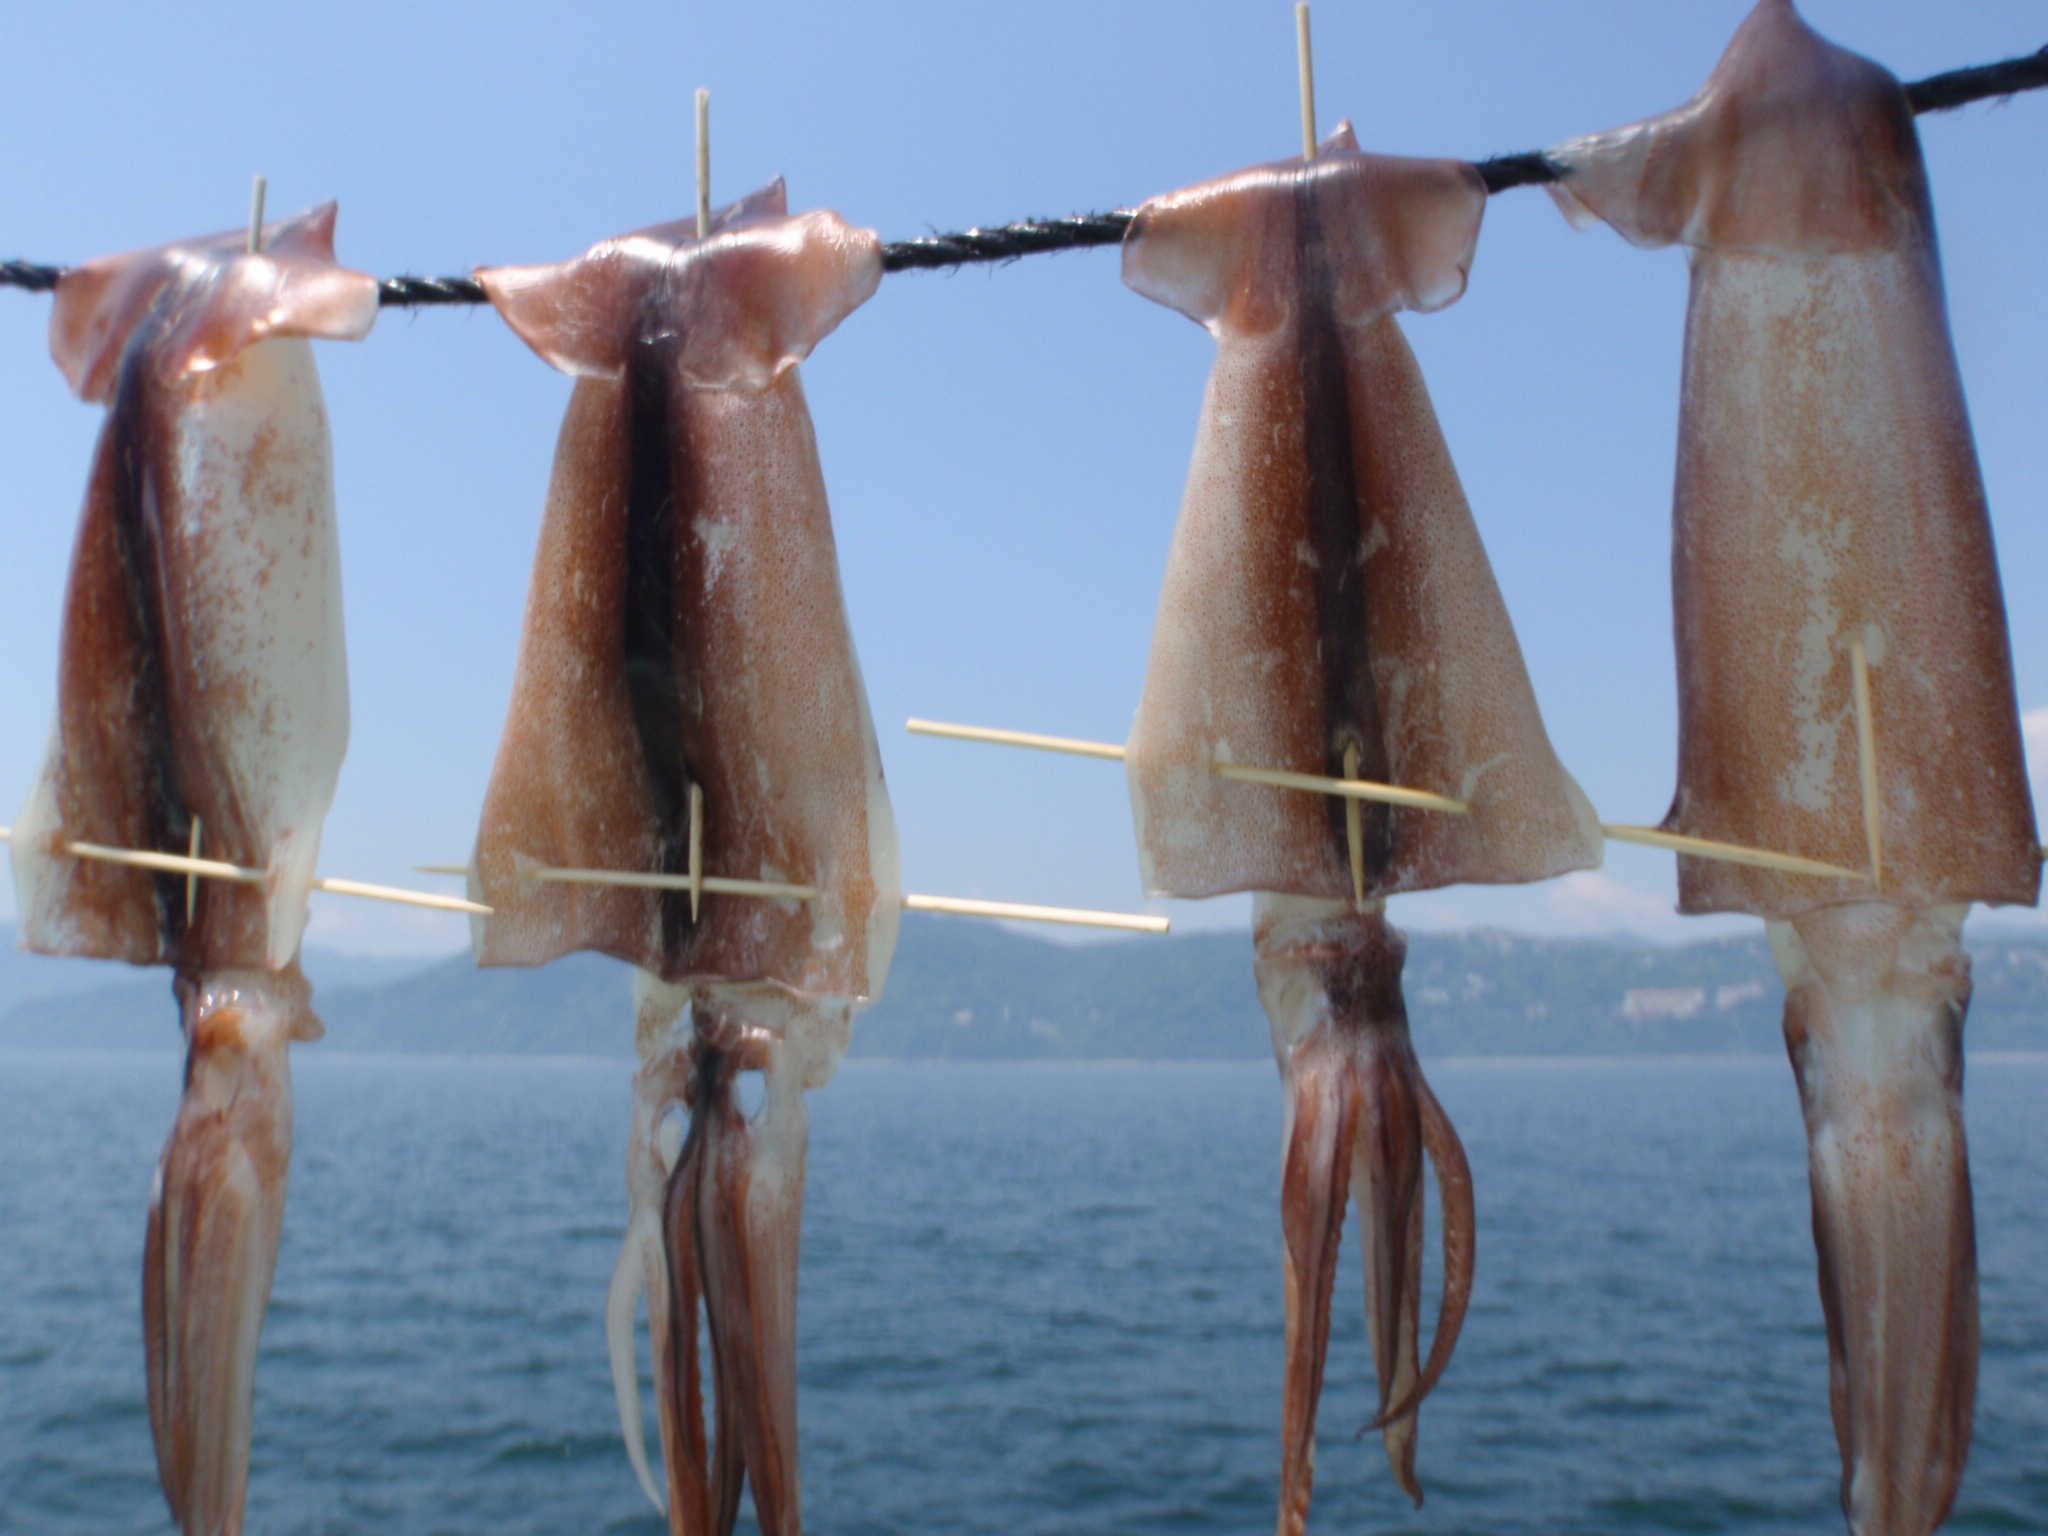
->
[5,915,2045,1059]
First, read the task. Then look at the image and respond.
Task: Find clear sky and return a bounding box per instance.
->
[2,0,2044,956]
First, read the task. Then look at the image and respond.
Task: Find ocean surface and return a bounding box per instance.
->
[2,1052,2043,1536]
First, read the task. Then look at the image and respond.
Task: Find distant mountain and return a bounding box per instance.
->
[4,916,2045,1059]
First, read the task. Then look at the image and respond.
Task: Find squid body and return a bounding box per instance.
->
[1550,4,2040,1531]
[470,181,898,1536]
[1123,127,1602,1534]
[9,205,374,1535]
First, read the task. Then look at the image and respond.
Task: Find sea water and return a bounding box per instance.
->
[1,1053,2042,1535]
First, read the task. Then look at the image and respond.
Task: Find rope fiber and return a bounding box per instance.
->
[3,45,2043,305]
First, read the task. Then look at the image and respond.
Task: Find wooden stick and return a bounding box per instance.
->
[186,817,203,918]
[1343,741,1365,911]
[1601,824,1865,882]
[533,866,819,902]
[1851,637,1883,884]
[1215,760,1471,815]
[311,877,491,916]
[903,893,1169,935]
[695,89,712,240]
[70,841,261,883]
[687,782,705,921]
[907,717,1127,761]
[906,716,1469,814]
[248,176,267,254]
[415,864,470,877]
[68,840,491,913]
[1296,3,1317,161]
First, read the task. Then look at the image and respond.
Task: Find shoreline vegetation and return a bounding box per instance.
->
[5,915,2046,1060]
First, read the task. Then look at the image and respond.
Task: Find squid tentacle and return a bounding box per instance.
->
[1364,1066,1476,1437]
[1276,1023,1361,1536]
[1352,1030,1427,1504]
[606,1220,667,1516]
[661,1072,721,1535]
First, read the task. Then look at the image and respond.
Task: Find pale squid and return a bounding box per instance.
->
[9,205,375,1534]
[1548,4,2041,1531]
[470,181,898,1536]
[1122,128,1603,1534]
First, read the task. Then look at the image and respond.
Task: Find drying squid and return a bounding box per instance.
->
[1548,4,2041,1531]
[470,181,898,1536]
[9,205,375,1535]
[1123,128,1602,1533]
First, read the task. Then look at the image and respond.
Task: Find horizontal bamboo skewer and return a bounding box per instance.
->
[905,717,1470,814]
[80,841,494,914]
[1213,760,1469,815]
[425,860,1165,933]
[532,865,820,902]
[0,828,491,915]
[1600,825,1865,882]
[906,716,1923,881]
[907,717,1127,761]
[904,893,1169,934]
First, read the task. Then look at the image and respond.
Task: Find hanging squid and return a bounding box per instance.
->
[1547,4,2041,1532]
[9,205,376,1535]
[469,181,898,1536]
[1122,127,1603,1534]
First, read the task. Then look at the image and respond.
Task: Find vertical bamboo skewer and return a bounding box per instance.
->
[1850,637,1882,884]
[1296,3,1318,160]
[687,781,705,921]
[186,817,203,918]
[1343,741,1366,910]
[247,176,267,254]
[695,89,712,239]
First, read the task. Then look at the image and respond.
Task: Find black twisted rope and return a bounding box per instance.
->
[4,45,2042,305]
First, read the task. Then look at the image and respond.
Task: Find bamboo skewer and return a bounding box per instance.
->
[247,175,267,254]
[1296,3,1318,161]
[907,717,1127,761]
[904,894,1169,935]
[1213,760,1470,815]
[11,833,491,915]
[1601,824,1865,882]
[311,877,491,916]
[687,782,705,921]
[186,817,203,917]
[695,89,712,240]
[532,866,820,903]
[1343,742,1366,910]
[905,715,1917,882]
[432,858,1166,935]
[1850,637,1883,884]
[904,717,1471,813]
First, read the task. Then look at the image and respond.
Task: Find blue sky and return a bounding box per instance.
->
[2,0,2044,956]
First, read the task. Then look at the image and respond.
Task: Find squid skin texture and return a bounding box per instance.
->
[1258,896,1474,1535]
[480,191,891,1534]
[1552,5,2037,1531]
[9,204,374,973]
[1121,130,1577,1530]
[144,966,322,1536]
[468,181,899,1003]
